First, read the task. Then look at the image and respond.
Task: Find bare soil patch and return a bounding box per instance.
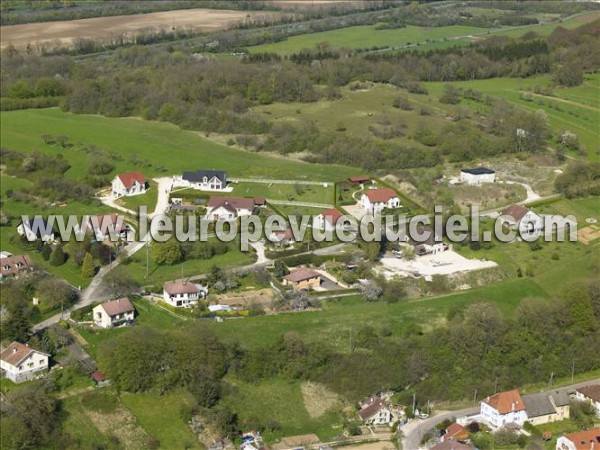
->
[85,407,149,449]
[213,288,274,308]
[1,9,277,48]
[579,225,600,245]
[301,381,342,418]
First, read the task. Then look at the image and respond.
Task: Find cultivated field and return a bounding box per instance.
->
[0,8,277,49]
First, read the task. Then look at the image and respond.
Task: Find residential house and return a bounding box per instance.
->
[460,167,496,185]
[17,218,55,242]
[442,423,469,442]
[431,441,474,450]
[501,205,543,236]
[181,169,227,191]
[163,280,206,308]
[575,385,600,417]
[0,341,49,383]
[480,389,528,428]
[404,225,448,256]
[358,395,396,426]
[0,254,33,280]
[282,268,321,290]
[360,188,400,214]
[313,208,343,232]
[556,428,600,450]
[205,197,257,221]
[522,390,571,426]
[268,228,297,247]
[111,171,147,198]
[93,297,135,328]
[86,214,128,242]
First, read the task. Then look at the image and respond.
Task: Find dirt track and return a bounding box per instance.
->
[0,8,276,49]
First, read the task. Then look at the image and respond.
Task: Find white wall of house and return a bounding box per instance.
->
[480,402,528,428]
[178,176,224,191]
[556,436,577,450]
[17,222,54,242]
[163,290,200,308]
[574,391,600,417]
[360,194,400,214]
[92,305,135,329]
[0,352,48,383]
[364,407,395,426]
[460,171,496,185]
[206,205,252,221]
[313,214,337,232]
[111,177,146,198]
[518,211,544,235]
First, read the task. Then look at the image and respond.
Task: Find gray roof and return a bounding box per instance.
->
[461,167,495,175]
[522,391,569,418]
[182,169,227,184]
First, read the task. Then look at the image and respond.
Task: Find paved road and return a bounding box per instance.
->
[34,179,172,331]
[401,377,600,450]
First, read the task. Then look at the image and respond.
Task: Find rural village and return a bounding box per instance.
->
[0,1,599,450]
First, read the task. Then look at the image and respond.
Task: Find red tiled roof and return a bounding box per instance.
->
[283,268,320,283]
[483,389,526,414]
[358,396,386,421]
[501,205,530,222]
[563,428,600,450]
[577,385,600,403]
[163,280,200,295]
[365,188,397,203]
[431,440,474,450]
[92,371,107,382]
[99,297,134,317]
[445,423,468,441]
[274,228,295,242]
[318,208,343,225]
[0,254,33,277]
[208,197,256,212]
[0,341,47,367]
[117,171,145,189]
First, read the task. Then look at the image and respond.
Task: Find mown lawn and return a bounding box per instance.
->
[230,181,335,204]
[120,390,201,449]
[116,180,159,213]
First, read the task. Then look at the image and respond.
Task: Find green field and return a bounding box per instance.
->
[220,378,343,442]
[0,109,358,181]
[231,181,335,204]
[116,180,159,212]
[211,278,547,351]
[247,11,599,55]
[120,390,200,449]
[248,24,492,54]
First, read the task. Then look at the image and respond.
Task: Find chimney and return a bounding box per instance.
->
[12,348,17,354]
[512,402,515,411]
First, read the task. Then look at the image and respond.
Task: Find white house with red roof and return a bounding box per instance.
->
[575,385,600,417]
[205,197,258,221]
[556,427,600,450]
[163,280,206,307]
[360,188,400,214]
[501,205,543,236]
[112,171,147,198]
[0,342,49,383]
[480,389,528,428]
[93,297,135,328]
[313,208,343,232]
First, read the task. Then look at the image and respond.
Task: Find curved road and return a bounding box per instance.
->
[401,377,600,450]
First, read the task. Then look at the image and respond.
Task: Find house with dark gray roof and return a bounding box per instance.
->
[522,390,570,425]
[460,167,496,185]
[181,169,227,191]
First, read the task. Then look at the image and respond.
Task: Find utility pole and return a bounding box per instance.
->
[494,377,498,394]
[145,241,149,279]
[549,371,554,387]
[571,359,575,382]
[473,389,478,404]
